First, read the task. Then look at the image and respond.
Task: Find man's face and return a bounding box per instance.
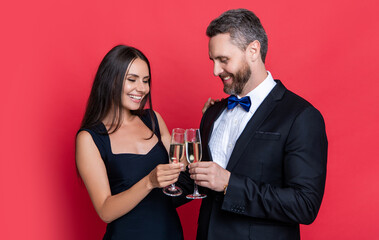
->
[208,33,251,95]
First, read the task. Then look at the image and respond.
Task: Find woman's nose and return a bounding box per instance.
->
[136,80,147,92]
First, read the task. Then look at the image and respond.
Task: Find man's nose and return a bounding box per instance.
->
[213,62,223,76]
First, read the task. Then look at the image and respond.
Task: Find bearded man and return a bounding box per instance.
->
[176,8,328,240]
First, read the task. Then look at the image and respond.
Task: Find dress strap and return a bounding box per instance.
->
[77,123,110,162]
[140,109,161,141]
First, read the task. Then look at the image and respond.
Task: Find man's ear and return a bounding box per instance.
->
[246,40,261,62]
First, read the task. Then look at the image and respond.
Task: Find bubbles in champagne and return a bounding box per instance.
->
[186,142,202,163]
[169,143,184,163]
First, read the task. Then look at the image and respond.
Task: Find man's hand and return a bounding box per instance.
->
[189,162,230,192]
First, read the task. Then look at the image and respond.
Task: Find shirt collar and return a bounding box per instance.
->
[237,71,276,113]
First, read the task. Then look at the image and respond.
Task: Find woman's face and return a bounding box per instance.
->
[121,58,150,111]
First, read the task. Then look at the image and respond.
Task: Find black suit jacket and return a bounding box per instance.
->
[176,81,328,240]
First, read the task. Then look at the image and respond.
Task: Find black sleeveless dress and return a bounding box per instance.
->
[79,110,183,240]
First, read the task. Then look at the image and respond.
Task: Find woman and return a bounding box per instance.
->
[76,45,184,239]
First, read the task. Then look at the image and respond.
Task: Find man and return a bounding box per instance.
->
[177,8,328,240]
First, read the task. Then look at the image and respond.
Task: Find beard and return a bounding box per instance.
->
[222,61,251,95]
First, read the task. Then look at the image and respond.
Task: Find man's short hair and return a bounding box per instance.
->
[206,9,268,63]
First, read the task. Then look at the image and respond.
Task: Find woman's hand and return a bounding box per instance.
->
[147,163,183,189]
[202,97,221,114]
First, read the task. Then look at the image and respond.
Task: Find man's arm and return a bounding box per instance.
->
[221,106,327,224]
[191,106,327,224]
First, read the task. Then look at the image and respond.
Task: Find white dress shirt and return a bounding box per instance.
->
[208,71,277,169]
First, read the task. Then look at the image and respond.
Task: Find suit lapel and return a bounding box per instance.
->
[226,81,286,171]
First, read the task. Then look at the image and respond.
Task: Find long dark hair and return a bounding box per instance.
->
[80,45,154,135]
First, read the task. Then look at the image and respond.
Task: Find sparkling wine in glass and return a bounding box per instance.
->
[163,128,184,196]
[185,128,207,199]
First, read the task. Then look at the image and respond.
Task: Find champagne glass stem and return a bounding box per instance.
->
[162,128,184,197]
[193,183,200,196]
[185,128,206,199]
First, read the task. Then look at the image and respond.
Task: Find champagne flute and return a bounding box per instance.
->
[185,128,207,199]
[162,128,184,196]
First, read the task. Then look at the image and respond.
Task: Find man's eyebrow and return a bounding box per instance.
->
[209,56,228,60]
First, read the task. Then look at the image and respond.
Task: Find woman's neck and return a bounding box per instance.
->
[102,108,136,127]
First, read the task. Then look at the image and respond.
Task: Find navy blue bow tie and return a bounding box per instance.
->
[227,95,251,112]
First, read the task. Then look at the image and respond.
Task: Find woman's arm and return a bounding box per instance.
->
[76,130,182,223]
[202,97,221,114]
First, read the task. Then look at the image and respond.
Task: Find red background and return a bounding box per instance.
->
[1,0,378,239]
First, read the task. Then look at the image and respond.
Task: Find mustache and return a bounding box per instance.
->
[219,72,234,79]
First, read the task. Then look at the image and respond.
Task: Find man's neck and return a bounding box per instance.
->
[240,65,268,97]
